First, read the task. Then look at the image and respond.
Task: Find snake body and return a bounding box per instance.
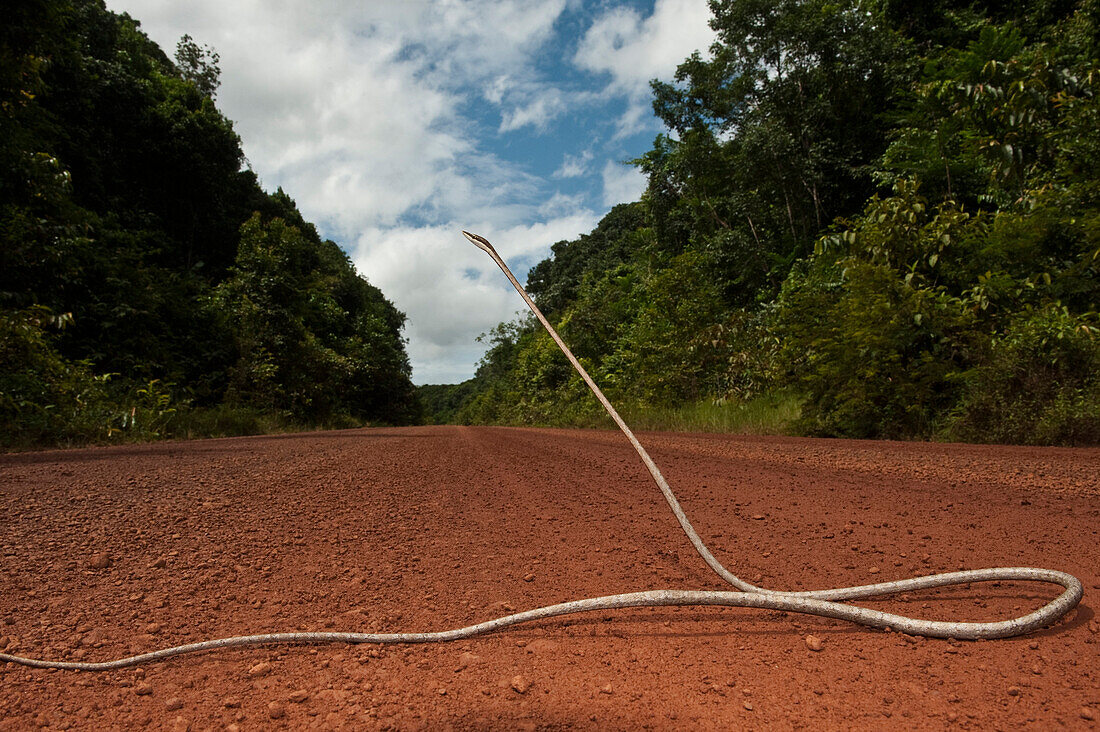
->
[0,231,1082,672]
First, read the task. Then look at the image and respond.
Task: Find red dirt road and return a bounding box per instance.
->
[1,426,1098,730]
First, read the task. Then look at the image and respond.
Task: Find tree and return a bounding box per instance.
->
[644,0,909,304]
[175,34,220,99]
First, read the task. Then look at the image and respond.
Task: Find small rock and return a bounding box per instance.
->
[223,696,241,708]
[171,716,190,732]
[248,661,272,677]
[599,683,613,695]
[165,697,184,711]
[805,634,824,652]
[268,702,285,719]
[511,675,532,694]
[144,622,160,635]
[152,557,167,569]
[454,651,481,672]
[437,688,447,696]
[752,514,765,520]
[90,552,111,570]
[527,639,559,654]
[743,702,754,711]
[868,566,880,574]
[134,682,153,696]
[522,573,535,582]
[1081,708,1095,721]
[947,712,958,722]
[1007,686,1021,696]
[288,689,309,703]
[1087,618,1100,634]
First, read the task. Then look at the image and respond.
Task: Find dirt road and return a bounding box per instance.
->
[2,426,1098,730]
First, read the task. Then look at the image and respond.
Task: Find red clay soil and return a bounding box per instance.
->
[1,426,1099,730]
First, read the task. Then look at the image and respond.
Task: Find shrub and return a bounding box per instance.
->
[944,305,1100,445]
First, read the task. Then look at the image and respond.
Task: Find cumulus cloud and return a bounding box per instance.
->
[601,161,647,207]
[575,0,714,94]
[574,0,714,134]
[553,149,594,178]
[499,88,570,133]
[352,211,599,383]
[104,0,710,383]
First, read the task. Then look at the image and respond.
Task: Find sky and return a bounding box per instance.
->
[103,0,716,384]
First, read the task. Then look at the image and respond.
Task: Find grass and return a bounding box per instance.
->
[618,392,802,435]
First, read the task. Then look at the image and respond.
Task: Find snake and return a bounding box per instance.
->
[0,231,1082,671]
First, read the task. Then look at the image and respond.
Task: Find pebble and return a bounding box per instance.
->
[1007,686,1021,696]
[90,552,111,570]
[511,675,532,694]
[248,661,272,677]
[145,622,161,635]
[171,716,190,732]
[165,698,183,711]
[523,572,535,582]
[288,689,309,703]
[455,651,481,672]
[1081,708,1095,721]
[599,683,613,695]
[805,634,824,652]
[527,639,559,654]
[152,557,167,569]
[752,514,765,520]
[223,696,241,708]
[268,702,286,719]
[743,702,754,711]
[135,682,153,696]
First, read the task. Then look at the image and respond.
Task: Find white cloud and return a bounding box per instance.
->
[484,75,511,105]
[574,0,714,133]
[103,0,700,383]
[601,161,646,207]
[499,88,570,133]
[352,211,599,383]
[553,149,594,178]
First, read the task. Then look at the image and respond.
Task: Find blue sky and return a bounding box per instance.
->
[104,0,716,383]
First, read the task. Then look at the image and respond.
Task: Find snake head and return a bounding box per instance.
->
[462,230,495,256]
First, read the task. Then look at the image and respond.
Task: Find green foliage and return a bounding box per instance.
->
[174,34,220,99]
[417,381,480,425]
[1,0,418,448]
[408,0,1100,447]
[0,306,111,447]
[644,0,909,303]
[216,214,418,424]
[777,257,976,439]
[619,392,801,435]
[944,306,1100,444]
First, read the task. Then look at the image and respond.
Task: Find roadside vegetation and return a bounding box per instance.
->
[1,0,420,449]
[422,0,1100,445]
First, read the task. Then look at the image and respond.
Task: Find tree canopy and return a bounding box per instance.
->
[425,0,1100,446]
[1,0,418,447]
